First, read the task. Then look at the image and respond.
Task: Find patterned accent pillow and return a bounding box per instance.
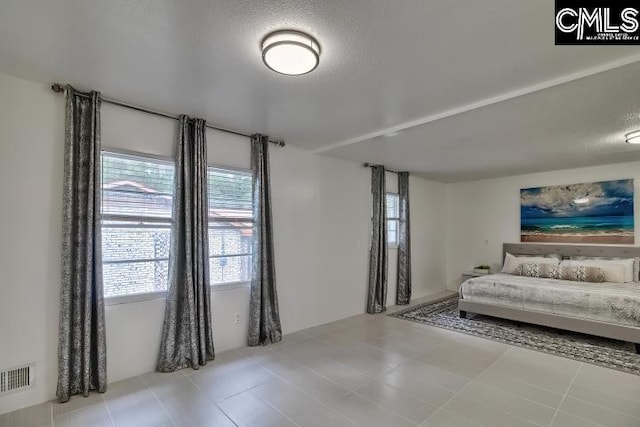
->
[545,264,563,279]
[518,262,542,277]
[501,253,560,274]
[516,263,605,283]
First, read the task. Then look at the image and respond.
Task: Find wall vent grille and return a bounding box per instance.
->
[0,364,35,395]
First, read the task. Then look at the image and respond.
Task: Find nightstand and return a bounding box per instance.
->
[462,271,490,280]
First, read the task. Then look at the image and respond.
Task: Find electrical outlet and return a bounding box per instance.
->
[234,312,241,325]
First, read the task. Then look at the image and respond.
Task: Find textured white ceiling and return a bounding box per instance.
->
[330,61,640,182]
[0,0,639,181]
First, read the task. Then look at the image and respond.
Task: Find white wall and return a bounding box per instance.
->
[0,73,447,414]
[384,173,447,304]
[411,176,447,297]
[0,74,63,416]
[445,162,640,290]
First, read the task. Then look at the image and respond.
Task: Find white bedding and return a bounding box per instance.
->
[459,273,640,327]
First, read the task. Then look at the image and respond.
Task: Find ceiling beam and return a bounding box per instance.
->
[313,53,640,154]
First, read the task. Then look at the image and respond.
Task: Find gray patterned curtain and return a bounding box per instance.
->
[248,134,282,346]
[57,86,107,403]
[157,116,215,372]
[396,172,411,305]
[367,166,388,313]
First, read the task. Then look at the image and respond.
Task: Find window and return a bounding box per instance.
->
[207,168,253,285]
[386,193,400,246]
[101,151,254,299]
[102,152,174,298]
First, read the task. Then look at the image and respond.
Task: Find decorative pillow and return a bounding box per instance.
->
[561,259,632,283]
[501,253,560,275]
[570,256,639,282]
[517,262,546,277]
[516,263,605,283]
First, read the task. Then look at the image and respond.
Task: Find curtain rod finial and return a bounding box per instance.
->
[270,139,286,147]
[51,83,65,93]
[362,162,371,168]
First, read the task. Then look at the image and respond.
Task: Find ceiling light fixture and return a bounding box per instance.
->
[262,30,320,76]
[626,130,640,144]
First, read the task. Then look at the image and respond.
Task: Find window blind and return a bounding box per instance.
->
[102,153,174,219]
[386,193,400,246]
[208,168,252,218]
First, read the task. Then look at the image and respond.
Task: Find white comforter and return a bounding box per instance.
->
[459,273,640,327]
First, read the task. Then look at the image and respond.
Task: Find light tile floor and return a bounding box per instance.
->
[2,291,640,427]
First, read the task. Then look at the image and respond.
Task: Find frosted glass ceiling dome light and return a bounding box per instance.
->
[262,30,320,76]
[626,130,640,144]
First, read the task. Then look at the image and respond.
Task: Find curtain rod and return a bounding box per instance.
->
[362,162,399,174]
[50,83,285,147]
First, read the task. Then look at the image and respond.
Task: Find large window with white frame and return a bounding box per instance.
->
[102,152,174,298]
[386,193,400,246]
[101,151,254,299]
[207,168,253,285]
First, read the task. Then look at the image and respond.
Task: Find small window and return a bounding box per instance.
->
[207,168,253,285]
[101,152,174,298]
[386,193,400,246]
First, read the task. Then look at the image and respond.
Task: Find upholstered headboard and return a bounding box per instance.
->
[503,243,640,261]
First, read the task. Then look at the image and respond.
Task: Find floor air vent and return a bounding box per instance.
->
[0,364,35,395]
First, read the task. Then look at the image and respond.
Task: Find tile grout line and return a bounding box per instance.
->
[565,379,640,411]
[378,365,463,399]
[417,364,496,425]
[351,387,435,426]
[420,408,484,427]
[558,391,640,423]
[419,345,520,427]
[100,395,116,427]
[215,401,241,427]
[183,370,247,426]
[252,359,362,426]
[49,403,54,427]
[277,365,353,401]
[182,372,240,426]
[233,358,329,426]
[548,362,583,427]
[140,374,179,427]
[473,368,566,401]
[302,358,393,391]
[214,401,241,427]
[470,373,561,412]
[245,387,301,425]
[443,382,552,427]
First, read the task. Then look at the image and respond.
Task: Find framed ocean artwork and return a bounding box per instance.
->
[520,179,635,244]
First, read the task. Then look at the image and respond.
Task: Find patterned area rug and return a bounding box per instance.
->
[390,295,640,376]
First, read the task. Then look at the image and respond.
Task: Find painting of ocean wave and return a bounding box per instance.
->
[521,179,634,244]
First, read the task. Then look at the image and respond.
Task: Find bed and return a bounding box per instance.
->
[458,243,640,353]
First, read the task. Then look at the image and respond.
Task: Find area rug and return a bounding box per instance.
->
[390,295,640,376]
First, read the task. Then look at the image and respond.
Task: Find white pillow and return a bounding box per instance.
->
[501,253,560,275]
[571,256,640,282]
[560,259,633,283]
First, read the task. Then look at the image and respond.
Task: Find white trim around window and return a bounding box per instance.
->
[105,281,251,306]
